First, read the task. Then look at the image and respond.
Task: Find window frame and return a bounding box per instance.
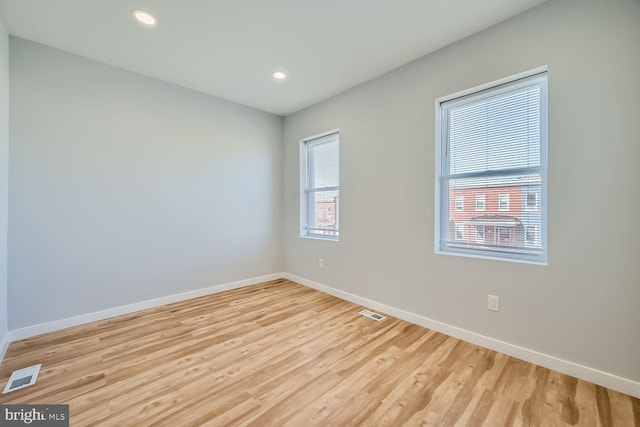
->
[434,68,548,264]
[454,196,464,211]
[300,130,340,241]
[475,195,486,211]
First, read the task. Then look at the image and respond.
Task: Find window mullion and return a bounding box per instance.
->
[308,186,339,193]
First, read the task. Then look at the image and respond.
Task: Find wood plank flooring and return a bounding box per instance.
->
[0,279,638,426]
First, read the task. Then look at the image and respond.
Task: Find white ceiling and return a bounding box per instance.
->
[0,0,547,116]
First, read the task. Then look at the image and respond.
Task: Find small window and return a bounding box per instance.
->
[526,192,538,210]
[436,70,547,263]
[454,224,464,240]
[454,196,464,211]
[301,132,339,240]
[498,194,510,211]
[525,226,536,245]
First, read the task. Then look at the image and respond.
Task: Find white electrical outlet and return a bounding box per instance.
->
[319,258,325,268]
[488,295,500,312]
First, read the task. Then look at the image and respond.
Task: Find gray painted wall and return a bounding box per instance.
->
[283,0,640,381]
[8,38,283,329]
[0,19,8,344]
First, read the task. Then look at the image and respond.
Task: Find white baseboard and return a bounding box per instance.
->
[283,272,640,399]
[4,271,639,399]
[9,273,284,342]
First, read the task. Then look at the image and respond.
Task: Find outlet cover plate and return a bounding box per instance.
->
[488,295,500,312]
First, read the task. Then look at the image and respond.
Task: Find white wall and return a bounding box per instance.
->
[0,19,9,346]
[283,0,640,383]
[8,38,283,329]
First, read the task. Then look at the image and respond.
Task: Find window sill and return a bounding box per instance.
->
[435,248,547,266]
[301,235,339,242]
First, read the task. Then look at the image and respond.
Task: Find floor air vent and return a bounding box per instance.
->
[3,364,41,394]
[359,309,385,321]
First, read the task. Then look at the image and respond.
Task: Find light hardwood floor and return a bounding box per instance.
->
[0,279,638,426]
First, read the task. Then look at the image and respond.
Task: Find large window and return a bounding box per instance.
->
[436,71,547,263]
[301,131,339,240]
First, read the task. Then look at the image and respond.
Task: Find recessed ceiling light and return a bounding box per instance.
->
[271,67,289,81]
[132,9,157,27]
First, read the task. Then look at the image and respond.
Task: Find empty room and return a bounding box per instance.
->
[0,0,638,425]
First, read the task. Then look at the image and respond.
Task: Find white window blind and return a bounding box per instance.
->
[302,132,339,240]
[437,72,547,263]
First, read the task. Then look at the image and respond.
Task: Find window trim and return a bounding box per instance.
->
[300,130,340,241]
[475,195,486,211]
[454,195,464,211]
[434,67,548,265]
